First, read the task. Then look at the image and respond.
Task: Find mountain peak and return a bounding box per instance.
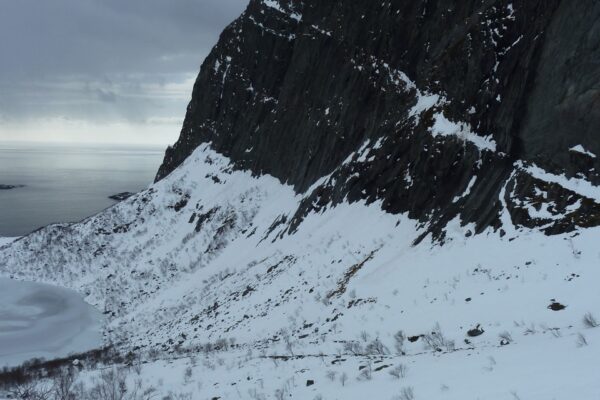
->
[156,0,600,238]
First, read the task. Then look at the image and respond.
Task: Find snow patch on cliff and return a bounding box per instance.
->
[430,112,497,152]
[569,144,596,159]
[524,162,600,201]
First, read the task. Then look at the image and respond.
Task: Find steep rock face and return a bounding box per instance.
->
[519,1,600,180]
[156,0,600,237]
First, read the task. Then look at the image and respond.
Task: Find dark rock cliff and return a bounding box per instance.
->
[156,0,600,238]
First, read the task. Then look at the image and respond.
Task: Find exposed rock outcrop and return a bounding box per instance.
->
[156,0,600,238]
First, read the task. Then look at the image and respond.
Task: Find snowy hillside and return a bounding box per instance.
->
[1,143,600,398]
[0,237,16,247]
[2,0,600,397]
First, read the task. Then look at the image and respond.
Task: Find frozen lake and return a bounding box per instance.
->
[0,278,103,367]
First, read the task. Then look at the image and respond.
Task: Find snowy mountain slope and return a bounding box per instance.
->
[2,0,600,397]
[0,237,17,247]
[2,143,600,398]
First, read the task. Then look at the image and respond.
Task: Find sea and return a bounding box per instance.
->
[0,141,166,237]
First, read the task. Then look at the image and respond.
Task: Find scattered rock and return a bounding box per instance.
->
[171,195,190,212]
[467,324,485,337]
[374,364,391,372]
[548,302,566,311]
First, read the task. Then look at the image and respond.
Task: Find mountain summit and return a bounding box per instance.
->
[158,0,600,238]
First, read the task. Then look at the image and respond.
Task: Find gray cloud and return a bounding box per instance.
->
[0,0,248,144]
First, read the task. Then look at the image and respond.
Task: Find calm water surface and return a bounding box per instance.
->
[0,142,165,236]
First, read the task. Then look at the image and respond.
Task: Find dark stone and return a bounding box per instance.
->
[155,0,600,237]
[242,285,255,297]
[306,379,315,387]
[109,192,134,201]
[171,196,190,212]
[467,324,485,337]
[374,364,391,372]
[195,207,220,232]
[548,302,566,311]
[407,335,420,343]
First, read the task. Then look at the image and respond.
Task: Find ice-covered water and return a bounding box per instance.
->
[0,278,103,367]
[0,142,161,367]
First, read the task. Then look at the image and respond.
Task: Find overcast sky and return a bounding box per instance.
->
[0,0,247,146]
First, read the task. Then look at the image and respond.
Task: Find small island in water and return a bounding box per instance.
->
[0,184,25,190]
[108,192,134,201]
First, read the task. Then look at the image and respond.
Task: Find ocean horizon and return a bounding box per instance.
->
[0,141,166,237]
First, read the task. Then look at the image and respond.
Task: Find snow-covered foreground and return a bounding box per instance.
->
[0,144,599,398]
[0,278,103,368]
[112,324,600,400]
